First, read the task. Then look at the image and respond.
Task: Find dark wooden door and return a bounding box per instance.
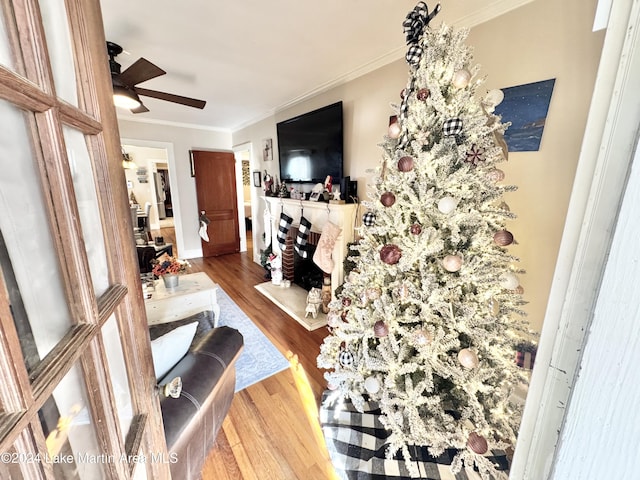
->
[192,150,240,256]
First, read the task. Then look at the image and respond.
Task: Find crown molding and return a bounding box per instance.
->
[452,0,535,28]
[116,114,231,133]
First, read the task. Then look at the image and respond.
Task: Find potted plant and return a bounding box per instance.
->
[152,255,190,289]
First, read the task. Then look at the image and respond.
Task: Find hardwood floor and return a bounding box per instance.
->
[153,227,338,479]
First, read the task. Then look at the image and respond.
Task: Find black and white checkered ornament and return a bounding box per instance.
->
[362,212,376,227]
[443,117,463,136]
[338,349,354,367]
[405,45,423,65]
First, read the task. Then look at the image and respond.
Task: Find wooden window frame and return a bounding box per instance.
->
[0,0,168,478]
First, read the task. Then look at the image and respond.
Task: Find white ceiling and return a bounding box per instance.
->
[100,0,533,131]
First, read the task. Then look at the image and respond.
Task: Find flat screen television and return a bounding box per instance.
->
[277,101,343,183]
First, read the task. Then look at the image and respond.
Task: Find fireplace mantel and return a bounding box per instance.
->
[258,196,358,329]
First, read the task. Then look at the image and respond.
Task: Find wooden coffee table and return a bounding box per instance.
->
[144,272,220,326]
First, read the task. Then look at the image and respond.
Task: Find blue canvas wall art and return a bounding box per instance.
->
[494,78,556,152]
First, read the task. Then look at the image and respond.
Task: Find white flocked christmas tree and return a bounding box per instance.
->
[317,2,530,478]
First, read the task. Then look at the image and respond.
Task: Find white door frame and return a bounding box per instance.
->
[233,141,256,259]
[511,1,640,477]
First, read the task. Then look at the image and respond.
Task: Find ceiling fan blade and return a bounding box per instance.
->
[131,103,149,114]
[119,58,165,87]
[135,87,206,109]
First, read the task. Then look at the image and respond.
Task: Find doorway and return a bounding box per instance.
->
[121,139,183,256]
[233,142,258,261]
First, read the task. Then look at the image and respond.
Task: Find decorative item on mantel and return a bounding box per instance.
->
[152,254,190,289]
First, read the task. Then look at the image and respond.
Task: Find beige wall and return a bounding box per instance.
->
[232,0,604,332]
[468,0,604,331]
[117,120,232,257]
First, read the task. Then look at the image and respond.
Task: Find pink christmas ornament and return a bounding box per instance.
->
[381,191,396,207]
[374,320,389,338]
[388,115,401,139]
[442,254,463,272]
[398,155,415,172]
[452,68,472,88]
[380,244,402,265]
[493,230,514,246]
[487,168,506,182]
[413,329,433,346]
[417,87,430,100]
[458,348,479,369]
[467,432,489,454]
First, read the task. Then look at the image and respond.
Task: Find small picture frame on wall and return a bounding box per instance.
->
[262,138,273,162]
[253,171,262,187]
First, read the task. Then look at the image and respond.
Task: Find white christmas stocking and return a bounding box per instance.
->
[294,216,312,258]
[263,208,272,248]
[199,212,210,242]
[313,221,342,273]
[277,212,293,251]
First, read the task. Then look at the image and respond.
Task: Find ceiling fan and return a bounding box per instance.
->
[107,41,206,113]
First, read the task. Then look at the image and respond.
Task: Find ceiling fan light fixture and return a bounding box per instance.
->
[113,85,142,110]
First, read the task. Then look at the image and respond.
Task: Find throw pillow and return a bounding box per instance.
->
[150,321,198,381]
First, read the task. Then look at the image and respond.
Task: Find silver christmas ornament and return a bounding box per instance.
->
[364,376,381,394]
[499,272,519,290]
[458,348,479,369]
[482,89,504,112]
[437,196,457,214]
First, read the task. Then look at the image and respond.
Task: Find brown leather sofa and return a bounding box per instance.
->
[157,326,243,479]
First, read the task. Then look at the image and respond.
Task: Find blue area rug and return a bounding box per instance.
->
[216,288,289,392]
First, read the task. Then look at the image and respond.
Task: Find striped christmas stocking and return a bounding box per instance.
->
[277,212,293,251]
[294,216,313,259]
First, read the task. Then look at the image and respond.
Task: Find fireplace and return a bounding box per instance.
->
[258,197,358,330]
[282,227,324,291]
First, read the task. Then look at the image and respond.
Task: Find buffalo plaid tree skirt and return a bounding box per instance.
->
[319,391,510,480]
